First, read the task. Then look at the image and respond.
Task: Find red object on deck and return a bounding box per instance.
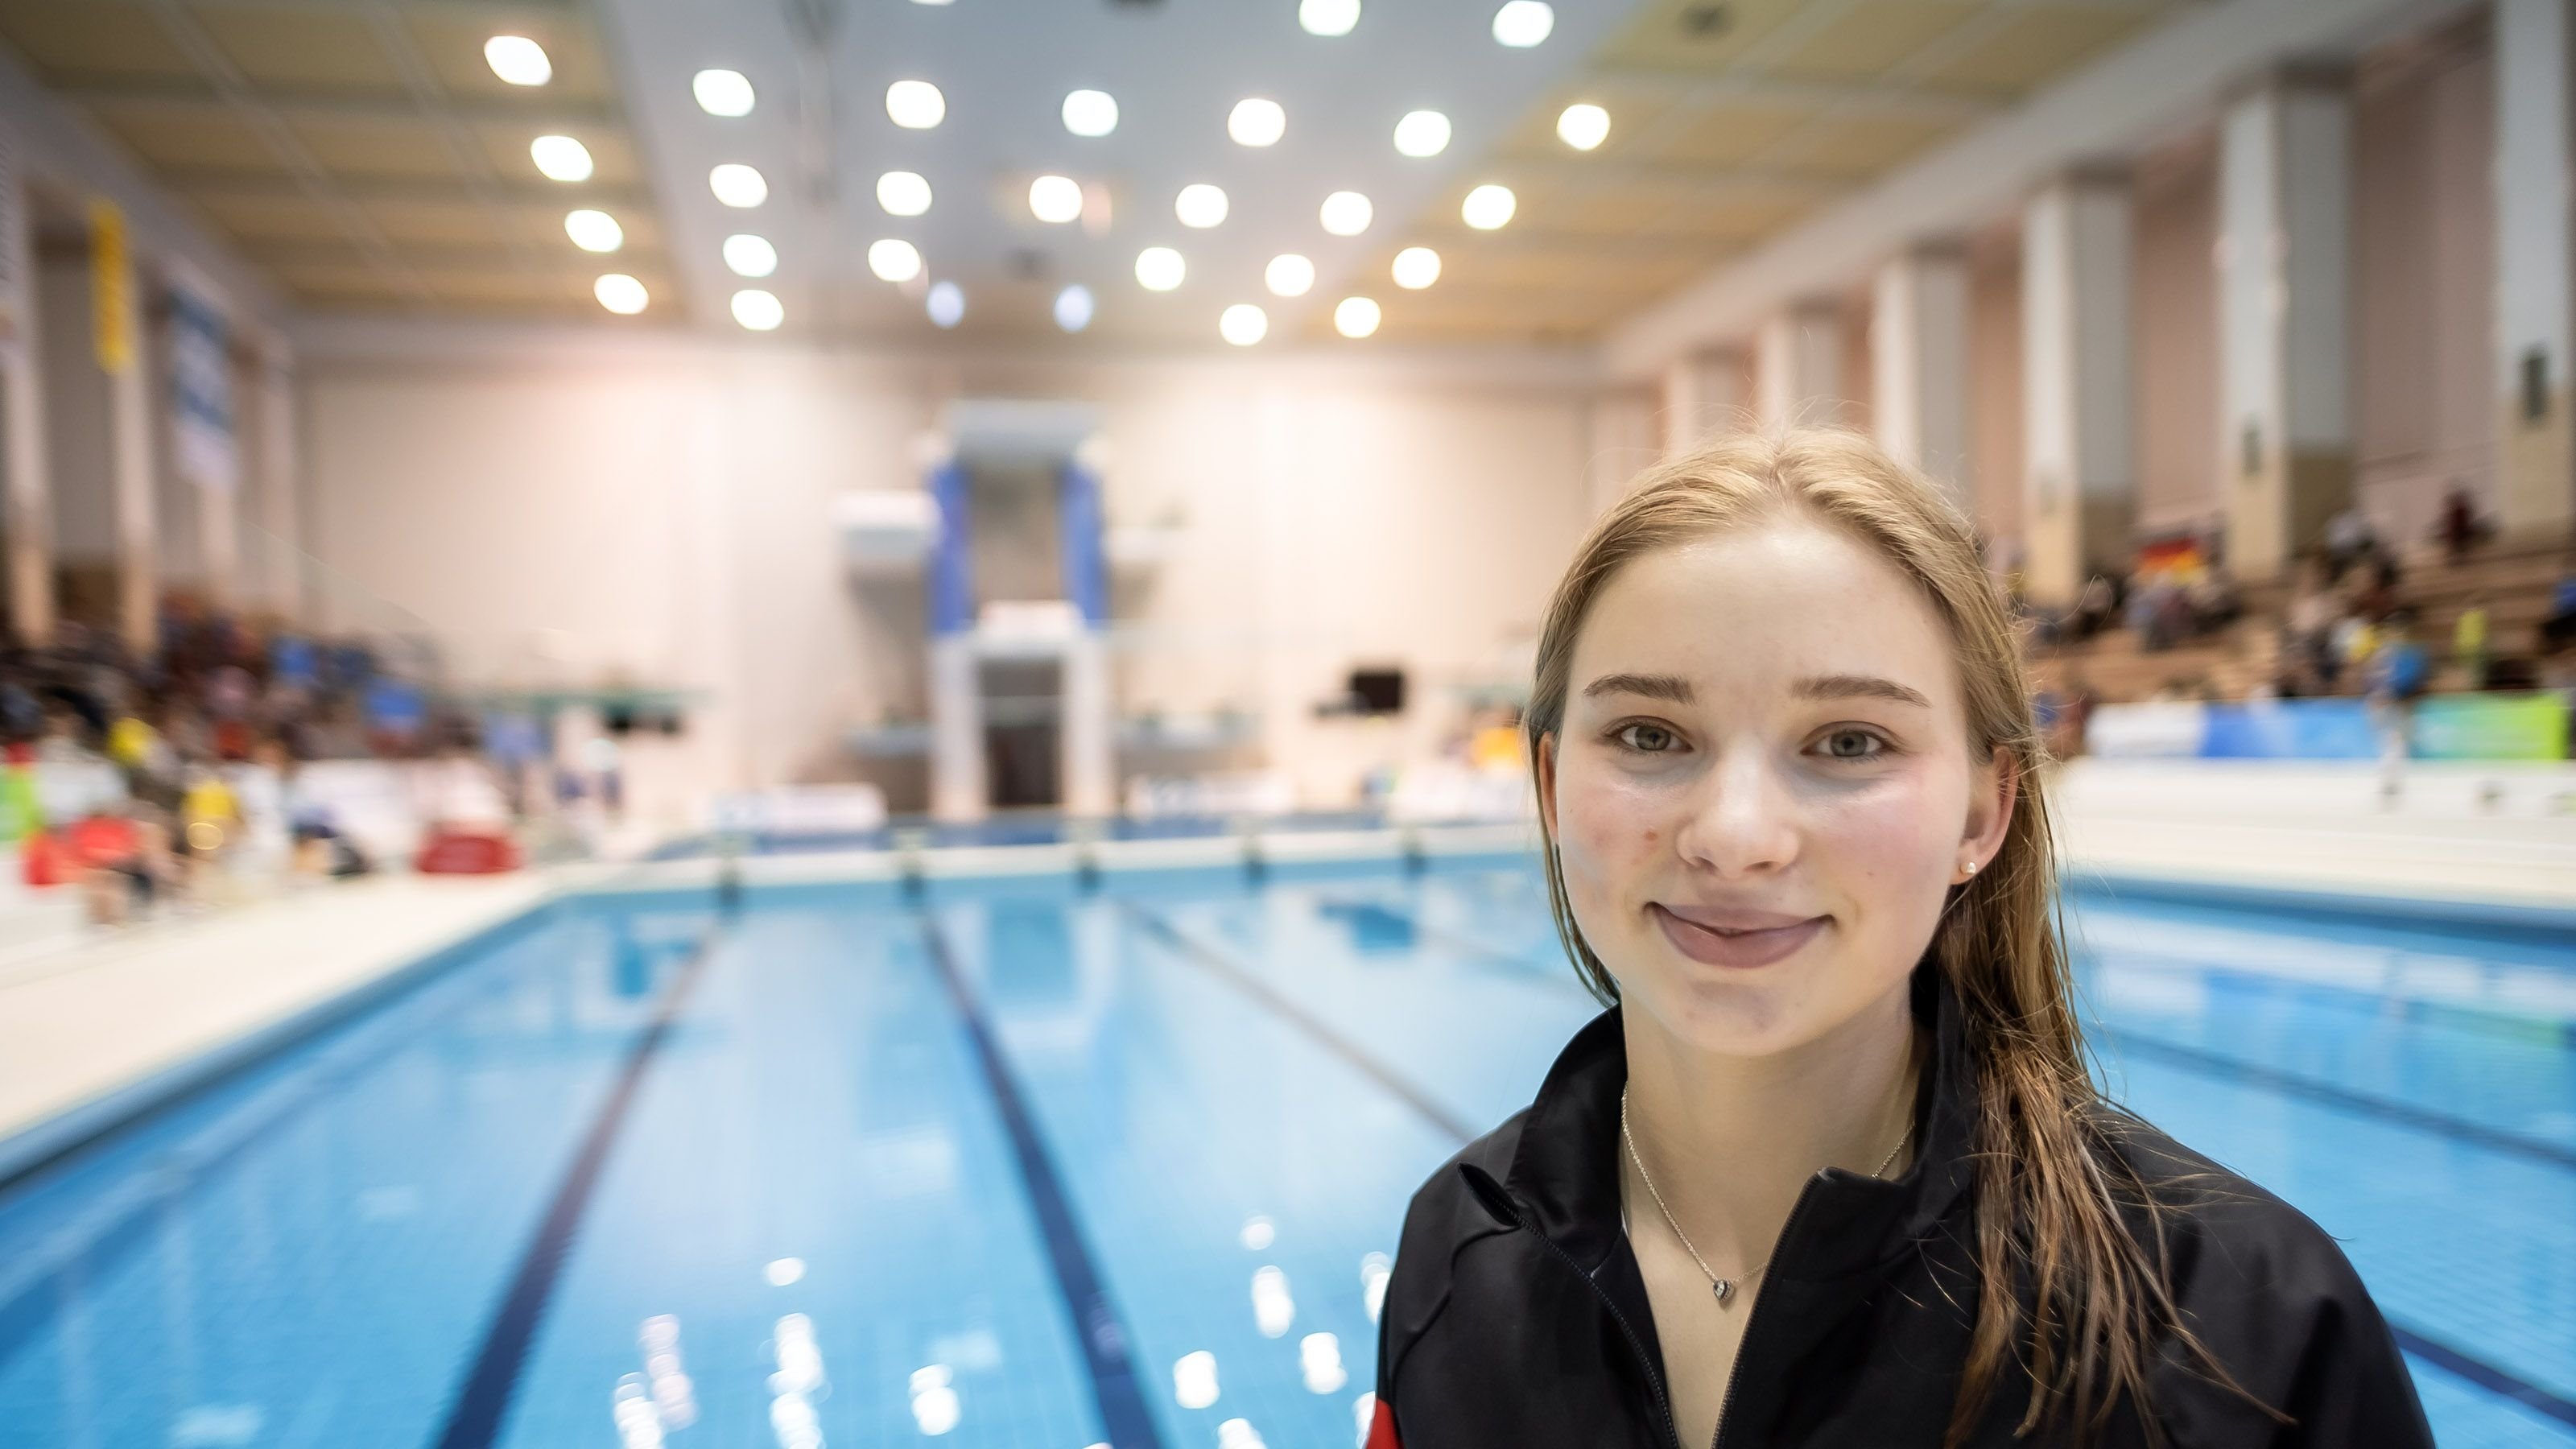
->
[20,828,66,886]
[415,825,522,874]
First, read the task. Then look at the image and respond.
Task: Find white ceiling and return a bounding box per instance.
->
[605,0,1647,345]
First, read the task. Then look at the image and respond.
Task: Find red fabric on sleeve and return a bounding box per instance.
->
[1366,1396,1401,1449]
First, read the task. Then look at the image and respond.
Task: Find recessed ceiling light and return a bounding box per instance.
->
[1229,97,1286,147]
[1335,296,1381,338]
[1063,89,1118,138]
[709,163,767,207]
[564,209,622,253]
[1175,184,1228,229]
[1299,0,1360,37]
[1030,175,1083,225]
[593,273,646,314]
[876,171,932,217]
[1319,191,1373,236]
[1558,103,1610,151]
[1265,254,1315,297]
[886,80,946,129]
[723,233,777,278]
[484,35,550,86]
[732,288,784,331]
[1392,246,1441,289]
[927,280,965,328]
[1135,246,1186,291]
[1393,109,1451,158]
[693,68,754,117]
[1462,184,1517,229]
[1220,303,1269,346]
[1055,284,1096,333]
[1492,1,1554,46]
[869,239,923,283]
[530,135,592,182]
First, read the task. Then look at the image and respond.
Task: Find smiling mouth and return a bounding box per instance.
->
[1650,905,1828,968]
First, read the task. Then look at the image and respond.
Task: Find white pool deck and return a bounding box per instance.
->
[2,759,2569,1183]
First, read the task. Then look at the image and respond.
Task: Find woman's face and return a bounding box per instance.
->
[1538,518,2014,1058]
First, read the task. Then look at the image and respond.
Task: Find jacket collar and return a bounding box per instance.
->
[1489,954,1979,1282]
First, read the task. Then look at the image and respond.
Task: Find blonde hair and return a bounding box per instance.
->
[1523,428,2274,1446]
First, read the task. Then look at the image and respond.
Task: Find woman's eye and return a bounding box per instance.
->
[1819,729,1888,760]
[1614,723,1676,753]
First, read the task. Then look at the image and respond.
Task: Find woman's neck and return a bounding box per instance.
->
[1618,983,1925,1269]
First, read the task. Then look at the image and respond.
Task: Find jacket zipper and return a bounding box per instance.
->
[1709,1174,1825,1449]
[1494,1195,1686,1449]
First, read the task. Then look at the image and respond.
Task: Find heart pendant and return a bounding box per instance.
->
[1711,1278,1734,1304]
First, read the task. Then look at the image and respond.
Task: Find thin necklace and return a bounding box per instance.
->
[1619,1086,1912,1307]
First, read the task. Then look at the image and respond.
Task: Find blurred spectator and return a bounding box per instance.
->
[2323,505,2376,584]
[2454,597,2491,691]
[2544,560,2576,651]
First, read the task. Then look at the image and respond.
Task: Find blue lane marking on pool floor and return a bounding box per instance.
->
[921,911,1166,1449]
[429,928,720,1449]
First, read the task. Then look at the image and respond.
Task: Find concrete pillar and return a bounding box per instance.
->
[1755,303,1843,431]
[0,138,52,645]
[1589,386,1657,512]
[93,204,156,655]
[1659,347,1749,457]
[2218,73,2353,578]
[1873,246,1973,512]
[2495,0,2576,537]
[250,343,302,620]
[2021,171,2135,607]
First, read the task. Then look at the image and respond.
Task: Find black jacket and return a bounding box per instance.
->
[1369,962,2435,1448]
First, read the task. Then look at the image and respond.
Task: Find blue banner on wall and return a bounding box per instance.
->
[2194,700,2381,758]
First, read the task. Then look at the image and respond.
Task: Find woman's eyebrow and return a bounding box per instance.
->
[1581,672,1694,704]
[1794,673,1933,708]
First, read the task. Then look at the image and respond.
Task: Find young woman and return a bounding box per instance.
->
[1368,431,2431,1448]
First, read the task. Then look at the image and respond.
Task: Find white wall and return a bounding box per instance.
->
[2132,138,2220,533]
[300,340,1594,815]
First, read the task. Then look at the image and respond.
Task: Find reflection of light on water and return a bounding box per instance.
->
[171,1405,263,1447]
[770,1314,829,1447]
[927,1327,1003,1371]
[909,1364,961,1435]
[1174,1350,1220,1408]
[1360,1252,1393,1323]
[613,1315,694,1435]
[1218,1418,1268,1449]
[1299,1332,1348,1393]
[613,1377,666,1448]
[766,1257,807,1286]
[1251,1265,1295,1337]
[1352,1392,1379,1447]
[1240,1215,1275,1250]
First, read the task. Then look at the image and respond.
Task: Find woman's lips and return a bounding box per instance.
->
[1651,903,1827,969]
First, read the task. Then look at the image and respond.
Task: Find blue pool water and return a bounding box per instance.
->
[0,859,2570,1448]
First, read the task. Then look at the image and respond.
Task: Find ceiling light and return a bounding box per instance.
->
[1055,284,1095,333]
[1299,0,1361,36]
[1265,254,1315,297]
[1220,303,1269,346]
[1462,184,1517,229]
[927,281,965,328]
[530,135,592,182]
[1229,98,1286,147]
[593,274,646,314]
[693,68,754,117]
[732,288,784,331]
[876,171,932,217]
[1030,175,1083,225]
[1492,1,1554,46]
[869,238,923,283]
[1393,109,1451,159]
[1335,296,1381,338]
[1558,103,1610,151]
[1175,184,1228,229]
[723,233,777,278]
[1392,246,1441,289]
[1063,89,1118,137]
[1319,191,1373,236]
[709,163,767,207]
[1135,246,1186,291]
[564,209,621,253]
[484,35,550,86]
[887,80,946,129]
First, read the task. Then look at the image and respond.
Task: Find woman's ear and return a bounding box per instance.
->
[1959,745,2017,872]
[1534,731,1558,841]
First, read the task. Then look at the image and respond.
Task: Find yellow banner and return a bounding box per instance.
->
[89,197,130,375]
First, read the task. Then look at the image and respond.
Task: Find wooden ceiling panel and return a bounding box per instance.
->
[0,2,197,82]
[1596,0,1818,76]
[187,191,353,243]
[192,6,408,94]
[93,101,283,175]
[1646,99,1817,166]
[1764,1,1985,83]
[1779,112,1963,176]
[360,196,508,246]
[291,114,468,181]
[1914,4,2159,96]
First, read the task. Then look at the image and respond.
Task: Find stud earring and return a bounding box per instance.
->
[1963,859,1979,876]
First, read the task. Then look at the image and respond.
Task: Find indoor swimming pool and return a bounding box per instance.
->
[0,857,2568,1448]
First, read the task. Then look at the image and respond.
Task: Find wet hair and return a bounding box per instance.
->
[1522,427,2278,1447]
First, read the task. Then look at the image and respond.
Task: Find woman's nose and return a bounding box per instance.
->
[1669,748,1800,877]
